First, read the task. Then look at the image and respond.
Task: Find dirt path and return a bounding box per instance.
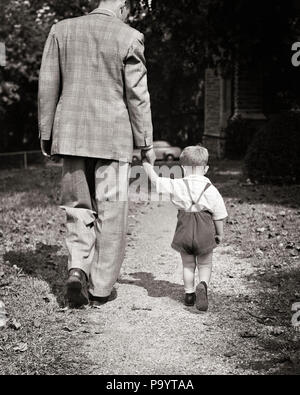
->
[82,200,261,375]
[1,164,299,375]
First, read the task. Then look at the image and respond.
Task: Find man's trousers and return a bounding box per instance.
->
[61,156,130,297]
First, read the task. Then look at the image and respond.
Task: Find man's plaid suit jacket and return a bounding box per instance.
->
[38,8,153,162]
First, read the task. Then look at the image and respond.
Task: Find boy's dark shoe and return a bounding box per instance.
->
[66,269,89,307]
[196,282,208,312]
[184,293,196,307]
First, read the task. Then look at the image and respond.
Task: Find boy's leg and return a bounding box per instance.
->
[181,253,197,294]
[196,252,213,286]
[195,252,213,312]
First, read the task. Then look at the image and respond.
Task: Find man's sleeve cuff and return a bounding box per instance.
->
[136,136,153,149]
[39,131,52,141]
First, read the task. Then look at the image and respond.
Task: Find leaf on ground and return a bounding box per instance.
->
[10,319,21,330]
[0,301,8,329]
[62,326,73,332]
[286,242,295,249]
[131,305,152,311]
[256,228,266,233]
[33,319,41,328]
[13,343,28,353]
[239,331,258,339]
[268,327,285,337]
[224,352,236,358]
[43,297,50,303]
[57,307,69,313]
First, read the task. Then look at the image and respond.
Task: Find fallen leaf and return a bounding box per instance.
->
[10,319,21,330]
[0,301,8,329]
[62,326,73,332]
[256,228,266,233]
[13,343,28,353]
[224,352,236,358]
[286,242,295,249]
[239,331,258,339]
[57,307,69,313]
[131,305,152,311]
[269,327,285,337]
[33,319,41,328]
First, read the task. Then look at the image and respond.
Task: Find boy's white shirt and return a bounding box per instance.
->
[156,174,228,221]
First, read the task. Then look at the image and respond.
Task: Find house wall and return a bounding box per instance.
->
[204,64,267,158]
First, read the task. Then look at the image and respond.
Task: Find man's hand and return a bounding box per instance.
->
[141,147,156,166]
[40,139,52,158]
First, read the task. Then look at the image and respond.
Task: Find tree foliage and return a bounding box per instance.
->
[0,0,299,152]
[245,112,300,184]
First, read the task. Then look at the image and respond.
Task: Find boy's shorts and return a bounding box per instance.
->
[171,210,217,256]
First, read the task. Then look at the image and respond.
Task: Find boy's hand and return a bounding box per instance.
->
[141,147,156,166]
[215,235,223,245]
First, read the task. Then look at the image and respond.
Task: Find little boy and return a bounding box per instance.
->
[142,146,228,311]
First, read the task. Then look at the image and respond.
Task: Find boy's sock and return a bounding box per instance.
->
[195,281,208,312]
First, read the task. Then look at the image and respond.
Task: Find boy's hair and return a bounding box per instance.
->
[180,146,209,167]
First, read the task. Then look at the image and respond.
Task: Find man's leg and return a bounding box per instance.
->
[89,160,130,298]
[61,156,97,304]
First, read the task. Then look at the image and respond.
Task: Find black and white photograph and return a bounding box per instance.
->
[0,0,300,378]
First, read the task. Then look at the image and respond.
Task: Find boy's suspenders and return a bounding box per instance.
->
[183,180,211,211]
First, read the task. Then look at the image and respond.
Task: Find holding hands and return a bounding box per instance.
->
[40,139,52,158]
[215,234,223,245]
[141,146,156,166]
[142,146,158,184]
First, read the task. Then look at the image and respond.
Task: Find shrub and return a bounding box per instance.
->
[225,117,257,159]
[245,112,300,184]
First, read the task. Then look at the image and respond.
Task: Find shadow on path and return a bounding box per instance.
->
[119,272,183,303]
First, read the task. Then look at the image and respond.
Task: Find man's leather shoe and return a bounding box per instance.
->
[66,269,89,307]
[89,288,117,308]
[89,293,109,308]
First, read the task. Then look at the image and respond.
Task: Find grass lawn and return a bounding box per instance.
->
[0,161,299,375]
